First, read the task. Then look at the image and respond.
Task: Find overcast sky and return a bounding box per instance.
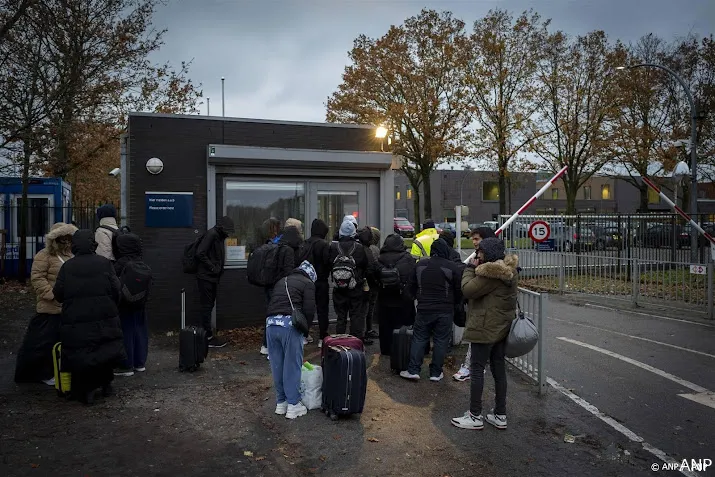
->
[153,0,714,123]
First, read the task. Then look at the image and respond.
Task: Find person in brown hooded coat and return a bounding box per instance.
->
[14,222,77,385]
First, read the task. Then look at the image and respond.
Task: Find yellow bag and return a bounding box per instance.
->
[52,342,71,397]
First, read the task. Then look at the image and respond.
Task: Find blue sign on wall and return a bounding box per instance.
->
[536,239,556,252]
[145,191,193,228]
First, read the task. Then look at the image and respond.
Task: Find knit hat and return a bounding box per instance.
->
[339,220,357,238]
[96,204,117,220]
[478,237,506,263]
[298,260,317,283]
[342,215,358,227]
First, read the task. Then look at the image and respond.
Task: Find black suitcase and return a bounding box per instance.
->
[179,288,207,372]
[390,326,412,372]
[322,346,367,420]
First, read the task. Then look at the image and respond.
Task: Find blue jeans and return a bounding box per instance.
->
[407,311,453,377]
[120,309,149,369]
[266,321,304,405]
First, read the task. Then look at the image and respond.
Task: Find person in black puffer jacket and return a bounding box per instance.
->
[356,226,376,346]
[279,226,303,277]
[113,233,151,377]
[440,230,467,336]
[52,229,125,405]
[375,234,416,355]
[300,219,331,343]
[265,261,317,419]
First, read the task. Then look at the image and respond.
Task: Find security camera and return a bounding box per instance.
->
[109,168,120,177]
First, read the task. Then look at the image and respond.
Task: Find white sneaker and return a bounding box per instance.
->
[306,335,314,344]
[134,367,146,372]
[42,377,55,386]
[399,370,420,381]
[286,402,308,419]
[318,339,323,349]
[429,372,444,382]
[275,402,288,415]
[260,346,269,355]
[486,411,507,430]
[451,411,484,430]
[452,365,470,382]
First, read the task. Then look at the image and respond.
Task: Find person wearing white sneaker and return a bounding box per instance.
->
[454,238,517,431]
[265,261,317,419]
[451,411,484,430]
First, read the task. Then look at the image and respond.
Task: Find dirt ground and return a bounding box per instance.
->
[1,282,661,477]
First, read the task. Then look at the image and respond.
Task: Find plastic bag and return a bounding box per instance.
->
[300,362,322,410]
[505,309,539,358]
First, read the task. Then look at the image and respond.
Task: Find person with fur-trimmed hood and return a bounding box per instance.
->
[452,238,518,431]
[14,222,77,385]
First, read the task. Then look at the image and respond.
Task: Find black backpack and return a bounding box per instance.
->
[182,232,206,274]
[99,225,129,260]
[119,260,153,306]
[297,240,315,265]
[247,243,283,287]
[331,242,358,290]
[379,262,402,290]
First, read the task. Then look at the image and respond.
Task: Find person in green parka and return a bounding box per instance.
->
[451,237,518,431]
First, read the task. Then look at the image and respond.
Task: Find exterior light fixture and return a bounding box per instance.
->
[146,157,164,175]
[375,126,388,139]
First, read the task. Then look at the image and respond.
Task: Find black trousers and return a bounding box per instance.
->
[315,279,330,339]
[332,289,366,339]
[377,301,415,355]
[197,278,217,337]
[470,339,508,416]
[365,288,379,332]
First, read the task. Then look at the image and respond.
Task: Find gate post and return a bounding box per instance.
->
[631,258,640,306]
[538,292,548,396]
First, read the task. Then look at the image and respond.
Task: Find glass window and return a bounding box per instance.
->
[15,197,50,238]
[223,180,305,260]
[407,186,413,199]
[318,191,359,240]
[395,185,401,201]
[552,188,559,200]
[482,182,499,201]
[601,184,611,200]
[648,188,660,204]
[583,186,591,200]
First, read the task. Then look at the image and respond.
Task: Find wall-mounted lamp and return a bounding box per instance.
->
[146,157,164,175]
[375,126,388,139]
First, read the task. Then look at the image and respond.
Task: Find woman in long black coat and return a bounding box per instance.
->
[53,229,125,405]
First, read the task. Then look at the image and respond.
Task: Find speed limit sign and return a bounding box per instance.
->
[528,220,551,243]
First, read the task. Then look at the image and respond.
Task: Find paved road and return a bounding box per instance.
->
[545,297,715,475]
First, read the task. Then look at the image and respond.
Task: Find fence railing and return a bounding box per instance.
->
[498,213,714,264]
[508,287,548,396]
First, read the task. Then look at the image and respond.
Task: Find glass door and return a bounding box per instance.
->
[309,182,368,240]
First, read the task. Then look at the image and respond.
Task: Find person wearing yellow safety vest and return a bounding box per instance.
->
[410,219,440,259]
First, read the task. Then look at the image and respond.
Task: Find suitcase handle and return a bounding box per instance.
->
[181,288,185,329]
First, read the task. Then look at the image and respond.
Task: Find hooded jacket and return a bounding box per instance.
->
[95,210,119,261]
[113,233,147,312]
[328,235,370,293]
[266,261,317,333]
[376,234,416,306]
[409,238,463,314]
[52,230,125,373]
[461,252,519,344]
[410,223,440,259]
[196,216,235,283]
[31,222,77,315]
[279,225,304,271]
[302,219,331,281]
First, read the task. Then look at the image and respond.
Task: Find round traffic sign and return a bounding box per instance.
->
[528,220,551,243]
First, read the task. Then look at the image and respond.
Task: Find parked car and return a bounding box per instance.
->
[680,223,715,248]
[484,221,499,231]
[639,224,683,248]
[393,217,415,238]
[549,224,596,252]
[590,226,624,250]
[437,222,456,237]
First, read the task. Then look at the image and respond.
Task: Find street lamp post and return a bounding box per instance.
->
[617,64,699,262]
[221,77,225,117]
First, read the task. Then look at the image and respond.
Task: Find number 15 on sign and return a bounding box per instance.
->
[528,220,551,243]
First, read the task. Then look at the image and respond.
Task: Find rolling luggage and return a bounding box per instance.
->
[179,288,207,372]
[52,342,71,398]
[321,334,364,357]
[321,345,367,420]
[390,326,412,372]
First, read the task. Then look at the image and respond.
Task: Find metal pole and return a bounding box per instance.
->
[625,63,698,262]
[537,292,548,396]
[708,263,713,320]
[207,97,210,116]
[221,77,225,117]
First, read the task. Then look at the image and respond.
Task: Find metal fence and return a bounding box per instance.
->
[0,204,119,277]
[507,287,548,395]
[497,213,714,264]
